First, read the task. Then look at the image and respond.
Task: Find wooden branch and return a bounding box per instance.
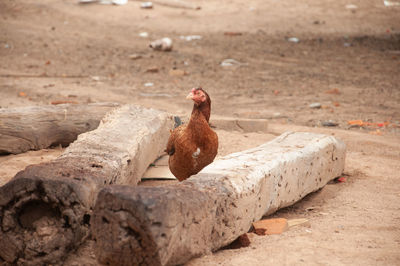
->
[0,73,89,78]
[0,103,119,154]
[92,132,346,266]
[0,105,174,265]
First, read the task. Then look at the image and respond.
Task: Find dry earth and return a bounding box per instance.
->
[1,0,400,265]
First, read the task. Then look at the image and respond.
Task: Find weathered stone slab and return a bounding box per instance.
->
[92,132,346,266]
[0,105,174,265]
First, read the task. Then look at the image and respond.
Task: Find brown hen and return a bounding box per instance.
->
[166,88,218,181]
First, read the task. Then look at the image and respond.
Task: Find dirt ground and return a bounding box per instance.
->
[1,0,400,265]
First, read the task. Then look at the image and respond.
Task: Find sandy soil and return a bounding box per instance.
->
[1,0,400,265]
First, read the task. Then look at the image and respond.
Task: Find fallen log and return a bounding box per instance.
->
[92,132,346,266]
[0,105,174,265]
[0,103,119,154]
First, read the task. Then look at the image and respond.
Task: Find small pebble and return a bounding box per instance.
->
[287,37,300,43]
[345,4,358,9]
[309,102,321,109]
[179,35,202,41]
[141,2,153,8]
[128,54,142,60]
[322,120,339,127]
[149,37,172,51]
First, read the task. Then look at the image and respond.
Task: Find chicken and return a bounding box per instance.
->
[166,87,218,181]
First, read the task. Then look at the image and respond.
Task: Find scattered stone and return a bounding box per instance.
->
[139,32,149,38]
[227,233,251,249]
[253,218,289,235]
[322,120,339,127]
[287,37,300,43]
[109,0,127,5]
[128,54,142,60]
[309,102,322,109]
[179,35,202,41]
[220,58,247,67]
[141,2,153,9]
[384,0,400,6]
[345,4,358,9]
[145,67,159,73]
[149,37,172,51]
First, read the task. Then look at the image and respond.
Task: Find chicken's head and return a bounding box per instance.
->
[186,87,208,106]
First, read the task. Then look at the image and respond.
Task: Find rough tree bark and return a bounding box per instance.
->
[0,105,174,265]
[0,103,120,154]
[92,132,346,266]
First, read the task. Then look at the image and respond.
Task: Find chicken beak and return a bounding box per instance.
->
[186,92,194,100]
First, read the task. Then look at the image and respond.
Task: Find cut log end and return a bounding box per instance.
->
[0,180,90,264]
[92,184,215,266]
[0,161,95,264]
[92,187,162,266]
[93,213,161,266]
